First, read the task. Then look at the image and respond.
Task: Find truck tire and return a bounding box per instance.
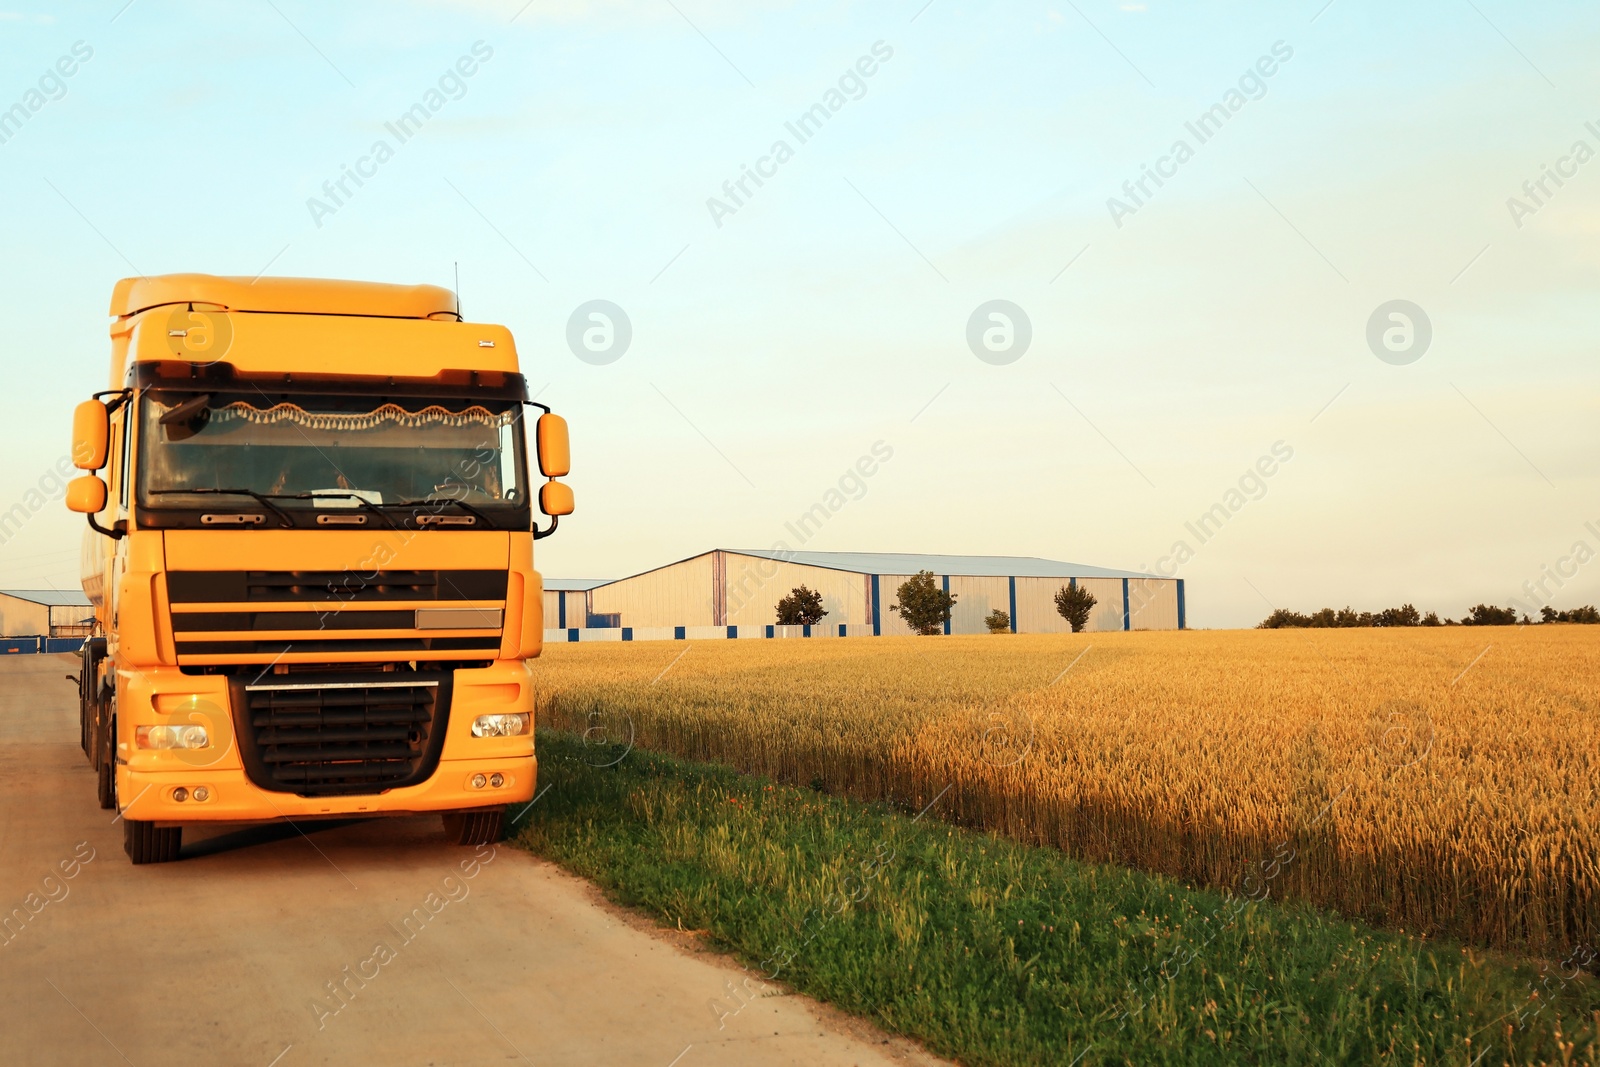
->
[443,808,505,846]
[96,754,114,810]
[95,710,114,810]
[79,682,91,759]
[123,819,182,864]
[78,639,106,764]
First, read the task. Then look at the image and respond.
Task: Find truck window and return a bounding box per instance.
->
[136,393,527,513]
[118,412,132,509]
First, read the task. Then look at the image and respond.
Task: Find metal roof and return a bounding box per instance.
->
[0,590,93,607]
[724,550,1157,580]
[542,578,611,591]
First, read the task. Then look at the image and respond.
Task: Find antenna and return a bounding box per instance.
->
[454,261,461,320]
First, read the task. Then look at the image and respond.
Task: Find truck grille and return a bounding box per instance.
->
[167,569,507,663]
[236,675,452,796]
[169,569,508,603]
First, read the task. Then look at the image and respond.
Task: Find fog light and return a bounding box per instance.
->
[471,713,530,738]
[193,786,210,802]
[137,724,210,750]
[471,773,487,789]
[489,773,504,788]
[173,787,189,802]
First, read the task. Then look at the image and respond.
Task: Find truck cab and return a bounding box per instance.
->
[65,274,573,863]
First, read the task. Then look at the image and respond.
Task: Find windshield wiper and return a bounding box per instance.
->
[149,488,294,528]
[393,496,494,526]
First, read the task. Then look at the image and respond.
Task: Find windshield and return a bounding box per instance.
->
[137,391,527,510]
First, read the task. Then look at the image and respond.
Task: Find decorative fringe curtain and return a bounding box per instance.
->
[211,402,512,432]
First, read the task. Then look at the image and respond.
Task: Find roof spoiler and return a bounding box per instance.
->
[110,274,461,321]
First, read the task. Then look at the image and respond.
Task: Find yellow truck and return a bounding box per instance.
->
[64,274,573,863]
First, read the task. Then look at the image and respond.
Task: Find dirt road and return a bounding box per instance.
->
[0,654,945,1066]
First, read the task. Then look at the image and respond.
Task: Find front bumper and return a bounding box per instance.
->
[112,659,537,825]
[116,755,535,825]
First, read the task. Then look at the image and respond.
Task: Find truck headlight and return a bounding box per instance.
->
[471,713,530,738]
[136,724,210,750]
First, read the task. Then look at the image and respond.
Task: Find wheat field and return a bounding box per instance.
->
[533,627,1598,957]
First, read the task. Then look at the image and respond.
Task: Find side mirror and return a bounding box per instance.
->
[66,475,107,514]
[73,399,110,471]
[536,413,570,478]
[539,480,574,517]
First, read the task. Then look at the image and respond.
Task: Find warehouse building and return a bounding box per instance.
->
[541,578,613,630]
[0,590,94,638]
[574,550,1184,635]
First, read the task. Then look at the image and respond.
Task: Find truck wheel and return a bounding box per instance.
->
[95,710,114,810]
[79,684,91,759]
[443,808,505,846]
[78,639,106,764]
[96,756,113,810]
[123,819,182,864]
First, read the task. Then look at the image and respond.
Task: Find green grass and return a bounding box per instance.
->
[513,733,1599,1066]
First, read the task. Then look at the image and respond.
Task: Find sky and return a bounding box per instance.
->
[0,0,1596,628]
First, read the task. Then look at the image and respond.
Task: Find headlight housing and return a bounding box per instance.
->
[471,713,530,738]
[136,724,210,749]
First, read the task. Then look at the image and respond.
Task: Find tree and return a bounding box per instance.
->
[1540,604,1600,624]
[1260,604,1430,628]
[775,585,828,626]
[1375,604,1421,627]
[1462,604,1518,626]
[892,571,955,636]
[985,609,1011,634]
[1054,584,1097,633]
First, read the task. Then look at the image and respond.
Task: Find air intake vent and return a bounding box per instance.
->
[235,674,452,796]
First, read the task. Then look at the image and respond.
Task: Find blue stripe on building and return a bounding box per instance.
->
[726,625,737,639]
[765,624,774,638]
[0,637,87,655]
[557,593,565,629]
[1176,579,1186,630]
[1008,576,1017,633]
[674,625,686,640]
[1122,578,1131,631]
[567,628,579,642]
[941,574,951,635]
[871,575,881,636]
